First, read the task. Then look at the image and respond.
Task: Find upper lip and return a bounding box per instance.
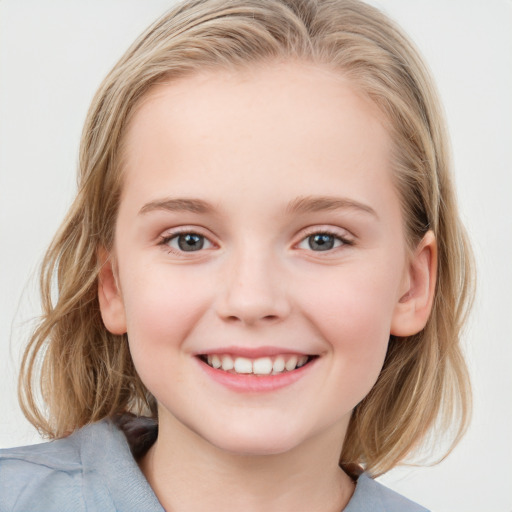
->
[196,345,315,358]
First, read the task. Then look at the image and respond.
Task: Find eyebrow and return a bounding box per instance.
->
[139,195,378,218]
[286,195,378,218]
[139,198,214,215]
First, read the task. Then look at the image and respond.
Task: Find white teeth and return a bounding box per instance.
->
[204,354,311,374]
[285,355,298,371]
[234,357,253,374]
[297,356,308,367]
[253,357,273,375]
[272,356,285,373]
[221,355,234,371]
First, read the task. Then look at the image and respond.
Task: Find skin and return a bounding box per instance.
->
[99,61,436,512]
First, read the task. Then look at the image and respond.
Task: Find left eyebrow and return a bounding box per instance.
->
[286,195,378,218]
[139,197,214,215]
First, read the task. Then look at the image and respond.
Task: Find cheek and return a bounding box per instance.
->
[298,260,402,376]
[119,265,212,356]
[118,267,214,402]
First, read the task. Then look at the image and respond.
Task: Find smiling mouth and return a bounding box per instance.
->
[198,354,316,376]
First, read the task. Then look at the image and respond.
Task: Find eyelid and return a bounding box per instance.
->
[294,225,355,251]
[157,226,218,254]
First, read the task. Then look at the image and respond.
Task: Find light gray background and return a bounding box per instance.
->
[1,2,511,511]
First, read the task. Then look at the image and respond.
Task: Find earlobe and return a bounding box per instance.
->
[97,248,127,335]
[390,231,437,337]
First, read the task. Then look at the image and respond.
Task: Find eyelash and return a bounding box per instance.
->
[158,228,215,255]
[157,227,354,255]
[296,228,354,253]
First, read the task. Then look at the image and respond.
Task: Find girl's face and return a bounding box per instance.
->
[100,62,431,456]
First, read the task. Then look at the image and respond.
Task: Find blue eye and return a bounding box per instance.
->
[297,232,349,251]
[309,233,336,251]
[164,233,213,252]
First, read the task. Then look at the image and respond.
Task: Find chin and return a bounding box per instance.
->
[197,422,306,457]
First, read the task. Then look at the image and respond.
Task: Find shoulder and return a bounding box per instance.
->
[0,419,162,512]
[0,420,113,512]
[345,473,429,512]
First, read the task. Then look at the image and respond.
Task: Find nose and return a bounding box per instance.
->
[215,248,291,326]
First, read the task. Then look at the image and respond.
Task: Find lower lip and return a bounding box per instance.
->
[196,357,316,393]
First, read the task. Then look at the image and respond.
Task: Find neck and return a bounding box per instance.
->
[138,413,355,512]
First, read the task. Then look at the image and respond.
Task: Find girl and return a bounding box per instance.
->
[0,0,474,510]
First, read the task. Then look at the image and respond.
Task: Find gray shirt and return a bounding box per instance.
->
[0,419,428,511]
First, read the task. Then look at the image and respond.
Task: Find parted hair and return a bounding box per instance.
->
[19,0,474,476]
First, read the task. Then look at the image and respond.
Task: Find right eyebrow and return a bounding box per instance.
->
[139,197,214,215]
[286,195,378,219]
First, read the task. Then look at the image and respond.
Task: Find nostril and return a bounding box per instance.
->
[222,314,280,325]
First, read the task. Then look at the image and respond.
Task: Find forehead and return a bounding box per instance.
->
[120,61,396,217]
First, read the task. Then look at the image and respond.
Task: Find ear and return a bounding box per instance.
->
[97,247,127,335]
[391,231,437,337]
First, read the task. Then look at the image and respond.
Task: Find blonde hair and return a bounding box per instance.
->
[19,0,474,476]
